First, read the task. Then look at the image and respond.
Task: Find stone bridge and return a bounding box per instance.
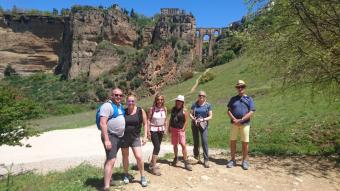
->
[194,27,224,62]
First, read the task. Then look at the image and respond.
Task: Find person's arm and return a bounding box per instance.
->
[183,108,189,131]
[240,111,254,123]
[203,110,212,121]
[142,109,148,145]
[147,107,153,139]
[100,116,111,150]
[164,107,169,135]
[227,110,238,123]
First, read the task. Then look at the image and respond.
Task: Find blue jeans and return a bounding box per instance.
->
[191,124,209,161]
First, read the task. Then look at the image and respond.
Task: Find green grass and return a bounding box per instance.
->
[0,164,130,191]
[140,55,340,155]
[29,110,96,132]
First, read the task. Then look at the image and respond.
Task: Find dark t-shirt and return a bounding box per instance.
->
[227,95,255,124]
[170,107,185,129]
[124,107,142,139]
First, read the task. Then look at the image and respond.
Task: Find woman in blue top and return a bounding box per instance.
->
[190,91,213,168]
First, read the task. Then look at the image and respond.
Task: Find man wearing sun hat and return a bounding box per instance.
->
[226,80,255,170]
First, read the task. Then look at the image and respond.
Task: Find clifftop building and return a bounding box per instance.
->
[160,8,186,15]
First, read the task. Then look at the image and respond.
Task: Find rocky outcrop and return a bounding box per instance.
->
[142,43,194,94]
[153,11,196,45]
[0,14,64,77]
[56,8,137,79]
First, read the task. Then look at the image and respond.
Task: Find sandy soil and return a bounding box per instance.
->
[0,126,339,191]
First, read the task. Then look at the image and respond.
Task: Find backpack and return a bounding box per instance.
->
[96,101,125,130]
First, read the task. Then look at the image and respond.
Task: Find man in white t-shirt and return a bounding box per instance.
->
[99,88,125,191]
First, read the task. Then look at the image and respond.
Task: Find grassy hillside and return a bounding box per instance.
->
[140,54,340,155]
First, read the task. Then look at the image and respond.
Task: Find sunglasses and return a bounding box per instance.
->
[198,95,206,97]
[236,86,246,89]
[114,94,123,98]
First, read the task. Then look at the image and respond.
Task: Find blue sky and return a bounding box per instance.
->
[0,0,249,27]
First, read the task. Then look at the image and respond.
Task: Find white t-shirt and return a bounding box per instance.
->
[99,102,125,137]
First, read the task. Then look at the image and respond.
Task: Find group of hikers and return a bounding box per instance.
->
[97,80,255,190]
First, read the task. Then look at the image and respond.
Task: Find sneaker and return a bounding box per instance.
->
[123,175,129,184]
[184,161,193,171]
[242,160,249,170]
[226,160,236,168]
[204,160,210,168]
[141,176,147,187]
[172,157,178,166]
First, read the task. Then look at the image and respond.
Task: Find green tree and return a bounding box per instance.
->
[52,8,58,16]
[0,87,42,146]
[245,0,340,97]
[130,8,137,18]
[60,8,70,16]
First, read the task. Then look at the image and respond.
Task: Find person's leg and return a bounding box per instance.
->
[201,128,209,161]
[102,134,119,189]
[173,145,178,158]
[230,140,237,160]
[104,158,116,189]
[121,148,129,175]
[132,146,144,177]
[200,128,209,167]
[150,132,160,170]
[240,125,250,162]
[242,142,249,161]
[229,125,239,161]
[191,125,200,158]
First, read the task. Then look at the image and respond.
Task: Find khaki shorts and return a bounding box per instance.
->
[230,124,250,142]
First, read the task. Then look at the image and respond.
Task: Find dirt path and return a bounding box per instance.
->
[190,68,211,93]
[167,68,211,103]
[124,154,340,191]
[0,126,339,191]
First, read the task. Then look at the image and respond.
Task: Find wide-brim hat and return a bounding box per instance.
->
[175,95,185,102]
[235,80,246,87]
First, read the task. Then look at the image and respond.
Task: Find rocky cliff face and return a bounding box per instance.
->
[0,14,64,77]
[55,7,196,94]
[56,8,137,79]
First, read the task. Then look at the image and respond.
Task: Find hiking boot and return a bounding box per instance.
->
[204,160,210,168]
[141,176,147,187]
[123,174,129,184]
[226,160,236,168]
[184,161,193,171]
[194,155,200,164]
[151,166,161,176]
[172,157,178,166]
[242,160,249,170]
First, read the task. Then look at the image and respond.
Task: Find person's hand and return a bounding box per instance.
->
[104,140,112,150]
[147,132,151,140]
[142,137,147,146]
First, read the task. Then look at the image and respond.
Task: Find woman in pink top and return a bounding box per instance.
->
[147,94,168,176]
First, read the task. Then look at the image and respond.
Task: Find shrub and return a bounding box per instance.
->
[211,50,236,66]
[130,78,143,89]
[95,86,108,102]
[182,71,194,81]
[199,71,215,84]
[4,64,17,77]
